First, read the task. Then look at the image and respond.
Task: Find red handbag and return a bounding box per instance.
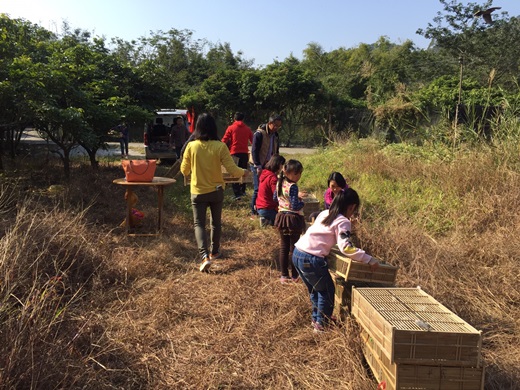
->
[122,159,157,182]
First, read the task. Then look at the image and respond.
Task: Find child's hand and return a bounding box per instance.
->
[368,258,379,272]
[350,215,360,228]
[298,191,308,198]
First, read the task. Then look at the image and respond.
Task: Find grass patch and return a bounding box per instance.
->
[1,140,519,389]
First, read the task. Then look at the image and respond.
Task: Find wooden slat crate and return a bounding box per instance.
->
[331,275,385,319]
[360,329,484,390]
[351,287,482,367]
[327,246,398,286]
[184,166,253,185]
[331,275,350,320]
[302,194,320,218]
[221,171,253,184]
[332,275,349,307]
[333,276,391,311]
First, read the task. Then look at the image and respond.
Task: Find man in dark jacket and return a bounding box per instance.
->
[248,114,281,217]
[169,116,191,159]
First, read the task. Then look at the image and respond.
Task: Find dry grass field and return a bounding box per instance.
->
[1,140,519,389]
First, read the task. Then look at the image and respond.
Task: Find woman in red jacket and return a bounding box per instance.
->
[255,155,286,227]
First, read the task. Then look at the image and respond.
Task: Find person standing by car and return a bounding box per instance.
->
[249,114,281,217]
[152,117,169,136]
[170,116,191,159]
[221,112,253,200]
[181,113,248,272]
[112,121,129,158]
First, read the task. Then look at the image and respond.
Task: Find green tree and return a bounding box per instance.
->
[199,69,241,119]
[0,15,56,168]
[255,56,322,146]
[417,0,520,89]
[7,26,153,176]
[205,42,253,72]
[301,39,440,141]
[114,28,209,107]
[302,43,369,139]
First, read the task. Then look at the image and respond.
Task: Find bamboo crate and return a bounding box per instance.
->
[184,166,253,185]
[327,246,398,286]
[331,274,384,319]
[351,287,482,367]
[332,275,350,320]
[302,194,320,217]
[332,275,349,307]
[360,329,484,390]
[332,274,388,310]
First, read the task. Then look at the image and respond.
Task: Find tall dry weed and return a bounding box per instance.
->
[0,194,139,389]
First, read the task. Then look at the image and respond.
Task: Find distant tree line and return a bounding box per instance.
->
[1,0,519,174]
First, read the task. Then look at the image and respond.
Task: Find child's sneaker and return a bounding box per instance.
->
[259,217,269,228]
[199,258,211,272]
[209,252,221,260]
[312,321,325,334]
[280,275,291,284]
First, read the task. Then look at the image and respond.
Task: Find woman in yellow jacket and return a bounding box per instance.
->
[181,113,248,272]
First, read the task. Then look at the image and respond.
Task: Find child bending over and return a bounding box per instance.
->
[293,189,379,333]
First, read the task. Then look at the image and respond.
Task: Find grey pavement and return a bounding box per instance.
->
[19,129,316,158]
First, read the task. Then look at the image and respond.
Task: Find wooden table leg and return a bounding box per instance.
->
[124,188,134,235]
[157,186,164,232]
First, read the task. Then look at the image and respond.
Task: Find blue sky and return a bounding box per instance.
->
[1,0,517,67]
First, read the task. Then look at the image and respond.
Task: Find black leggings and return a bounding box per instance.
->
[278,231,301,278]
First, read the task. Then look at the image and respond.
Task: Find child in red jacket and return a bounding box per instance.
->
[255,155,286,227]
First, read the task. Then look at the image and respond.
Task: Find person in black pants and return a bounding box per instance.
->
[248,114,281,216]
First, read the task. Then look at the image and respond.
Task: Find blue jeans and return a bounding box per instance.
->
[292,247,335,326]
[257,208,277,225]
[250,165,260,215]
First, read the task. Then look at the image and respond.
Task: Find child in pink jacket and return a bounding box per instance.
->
[293,189,379,332]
